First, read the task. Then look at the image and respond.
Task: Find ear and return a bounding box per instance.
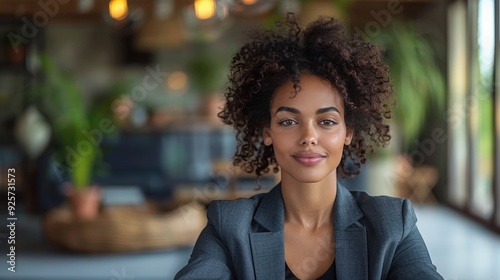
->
[263,127,273,146]
[345,128,354,145]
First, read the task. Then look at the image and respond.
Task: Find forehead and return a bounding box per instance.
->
[271,74,344,111]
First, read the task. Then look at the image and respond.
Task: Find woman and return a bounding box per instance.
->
[175,14,443,280]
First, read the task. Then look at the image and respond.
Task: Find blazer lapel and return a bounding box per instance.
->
[250,185,285,280]
[334,184,368,280]
[249,231,284,280]
[248,184,368,280]
[335,227,368,279]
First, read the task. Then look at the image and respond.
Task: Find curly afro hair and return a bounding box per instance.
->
[218,13,393,179]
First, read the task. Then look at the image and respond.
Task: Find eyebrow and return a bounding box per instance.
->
[316,107,340,114]
[275,106,340,115]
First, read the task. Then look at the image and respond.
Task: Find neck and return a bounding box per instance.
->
[281,172,337,231]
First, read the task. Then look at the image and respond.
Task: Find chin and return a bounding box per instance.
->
[286,168,338,184]
[290,174,329,184]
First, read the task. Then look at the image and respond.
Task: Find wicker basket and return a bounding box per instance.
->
[43,202,206,253]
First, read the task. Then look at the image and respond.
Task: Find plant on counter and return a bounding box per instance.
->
[31,54,129,220]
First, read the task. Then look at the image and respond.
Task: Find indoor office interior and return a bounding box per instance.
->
[0,0,499,279]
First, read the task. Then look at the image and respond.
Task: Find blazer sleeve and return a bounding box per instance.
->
[174,201,235,280]
[387,199,444,280]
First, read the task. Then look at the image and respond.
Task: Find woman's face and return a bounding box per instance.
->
[263,73,352,184]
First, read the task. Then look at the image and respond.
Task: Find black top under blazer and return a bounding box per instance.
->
[175,183,443,280]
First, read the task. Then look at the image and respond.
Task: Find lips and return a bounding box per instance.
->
[292,151,326,166]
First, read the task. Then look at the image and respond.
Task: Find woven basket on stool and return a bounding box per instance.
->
[43,202,206,253]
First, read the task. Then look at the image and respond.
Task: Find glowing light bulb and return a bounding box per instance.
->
[194,0,215,20]
[242,0,257,5]
[109,0,128,20]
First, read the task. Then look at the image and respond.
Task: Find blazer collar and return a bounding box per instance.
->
[253,183,285,232]
[334,183,364,229]
[252,182,364,231]
[250,184,285,280]
[334,183,368,279]
[251,183,368,280]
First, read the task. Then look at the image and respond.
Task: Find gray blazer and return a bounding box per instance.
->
[175,184,443,279]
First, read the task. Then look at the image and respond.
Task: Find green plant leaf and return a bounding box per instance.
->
[370,20,446,152]
[31,54,112,189]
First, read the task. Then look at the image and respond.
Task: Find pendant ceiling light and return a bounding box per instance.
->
[183,0,229,40]
[241,0,257,5]
[109,0,128,21]
[226,0,276,17]
[194,0,217,20]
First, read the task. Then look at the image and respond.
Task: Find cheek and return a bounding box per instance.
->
[324,131,347,148]
[269,138,289,163]
[268,128,295,145]
[324,137,348,162]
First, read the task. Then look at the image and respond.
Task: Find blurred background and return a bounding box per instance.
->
[0,0,498,279]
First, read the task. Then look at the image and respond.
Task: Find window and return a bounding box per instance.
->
[448,0,500,232]
[447,0,468,207]
[471,0,495,218]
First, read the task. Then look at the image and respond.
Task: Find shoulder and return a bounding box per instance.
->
[350,191,411,213]
[207,192,267,216]
[205,192,267,233]
[350,191,417,239]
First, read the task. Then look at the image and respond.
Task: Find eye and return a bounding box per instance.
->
[319,119,337,126]
[278,119,297,126]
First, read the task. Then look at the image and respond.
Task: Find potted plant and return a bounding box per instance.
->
[371,20,446,152]
[366,20,446,197]
[31,54,126,220]
[186,40,231,123]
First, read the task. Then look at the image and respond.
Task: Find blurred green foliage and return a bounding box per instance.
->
[371,21,446,151]
[186,41,230,95]
[30,54,130,189]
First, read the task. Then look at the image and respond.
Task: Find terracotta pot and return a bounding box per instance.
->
[65,185,102,221]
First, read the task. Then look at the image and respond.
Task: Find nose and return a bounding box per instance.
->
[300,123,318,146]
